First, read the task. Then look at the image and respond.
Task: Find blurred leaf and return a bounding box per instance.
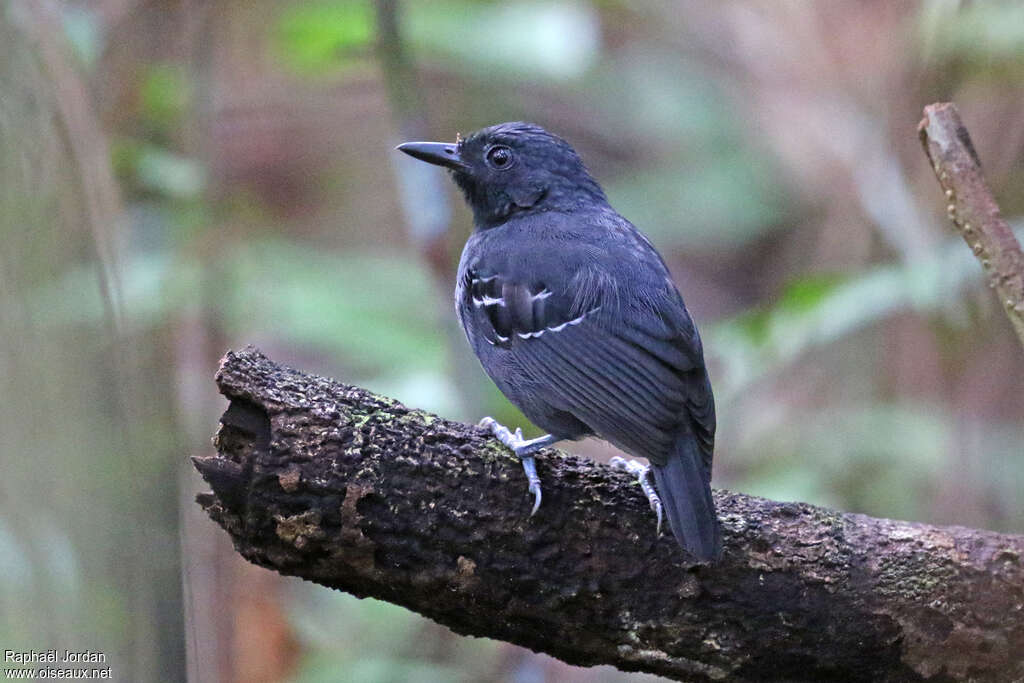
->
[0,519,33,590]
[110,137,141,181]
[293,650,465,683]
[711,224,1024,400]
[59,6,101,67]
[607,151,788,249]
[289,590,420,655]
[34,517,80,595]
[406,1,600,80]
[727,309,770,347]
[920,3,1024,64]
[777,274,848,313]
[369,370,462,420]
[24,252,187,332]
[588,50,728,140]
[139,64,191,135]
[225,240,447,376]
[112,139,206,200]
[25,240,447,381]
[288,588,500,683]
[135,146,206,199]
[738,459,837,509]
[274,0,375,75]
[736,402,952,519]
[727,275,848,347]
[984,425,1024,531]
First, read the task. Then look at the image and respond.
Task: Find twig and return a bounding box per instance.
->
[919,102,1024,347]
[194,347,1024,683]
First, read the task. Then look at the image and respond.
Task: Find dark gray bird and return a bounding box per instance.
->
[397,122,720,562]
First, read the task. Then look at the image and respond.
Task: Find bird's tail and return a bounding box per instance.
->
[650,435,721,562]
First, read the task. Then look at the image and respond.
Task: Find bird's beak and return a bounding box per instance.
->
[396,141,466,171]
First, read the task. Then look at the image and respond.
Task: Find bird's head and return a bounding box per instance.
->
[397,122,607,227]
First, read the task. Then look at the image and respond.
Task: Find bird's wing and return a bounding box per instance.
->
[621,296,716,478]
[463,263,714,472]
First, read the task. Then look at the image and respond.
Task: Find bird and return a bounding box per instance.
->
[397,122,721,562]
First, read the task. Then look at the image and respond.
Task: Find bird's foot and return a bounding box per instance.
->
[479,417,556,516]
[609,456,663,536]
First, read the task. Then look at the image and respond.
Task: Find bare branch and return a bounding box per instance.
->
[919,102,1024,348]
[194,347,1024,682]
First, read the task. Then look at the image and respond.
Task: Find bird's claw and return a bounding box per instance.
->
[479,416,548,516]
[524,460,542,517]
[610,456,663,536]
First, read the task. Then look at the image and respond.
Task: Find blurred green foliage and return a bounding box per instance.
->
[920,2,1024,64]
[289,590,501,683]
[405,1,601,80]
[275,1,375,74]
[3,1,1023,681]
[140,64,191,135]
[609,154,787,249]
[711,227,1024,400]
[25,241,445,378]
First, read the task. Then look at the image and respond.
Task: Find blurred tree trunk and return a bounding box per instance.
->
[169,1,303,681]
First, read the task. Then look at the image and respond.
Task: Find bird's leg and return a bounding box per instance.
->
[609,457,663,536]
[479,417,558,516]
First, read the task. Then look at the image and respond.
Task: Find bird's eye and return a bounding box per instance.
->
[486,145,514,169]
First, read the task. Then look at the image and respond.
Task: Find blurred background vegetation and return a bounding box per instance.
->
[1,1,1022,681]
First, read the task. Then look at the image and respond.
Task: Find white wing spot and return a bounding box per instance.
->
[472,295,505,307]
[516,306,601,338]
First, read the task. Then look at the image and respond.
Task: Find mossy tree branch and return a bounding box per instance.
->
[194,347,1023,682]
[919,101,1024,348]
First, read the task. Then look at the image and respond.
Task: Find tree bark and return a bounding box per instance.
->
[194,347,1024,682]
[919,102,1024,348]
